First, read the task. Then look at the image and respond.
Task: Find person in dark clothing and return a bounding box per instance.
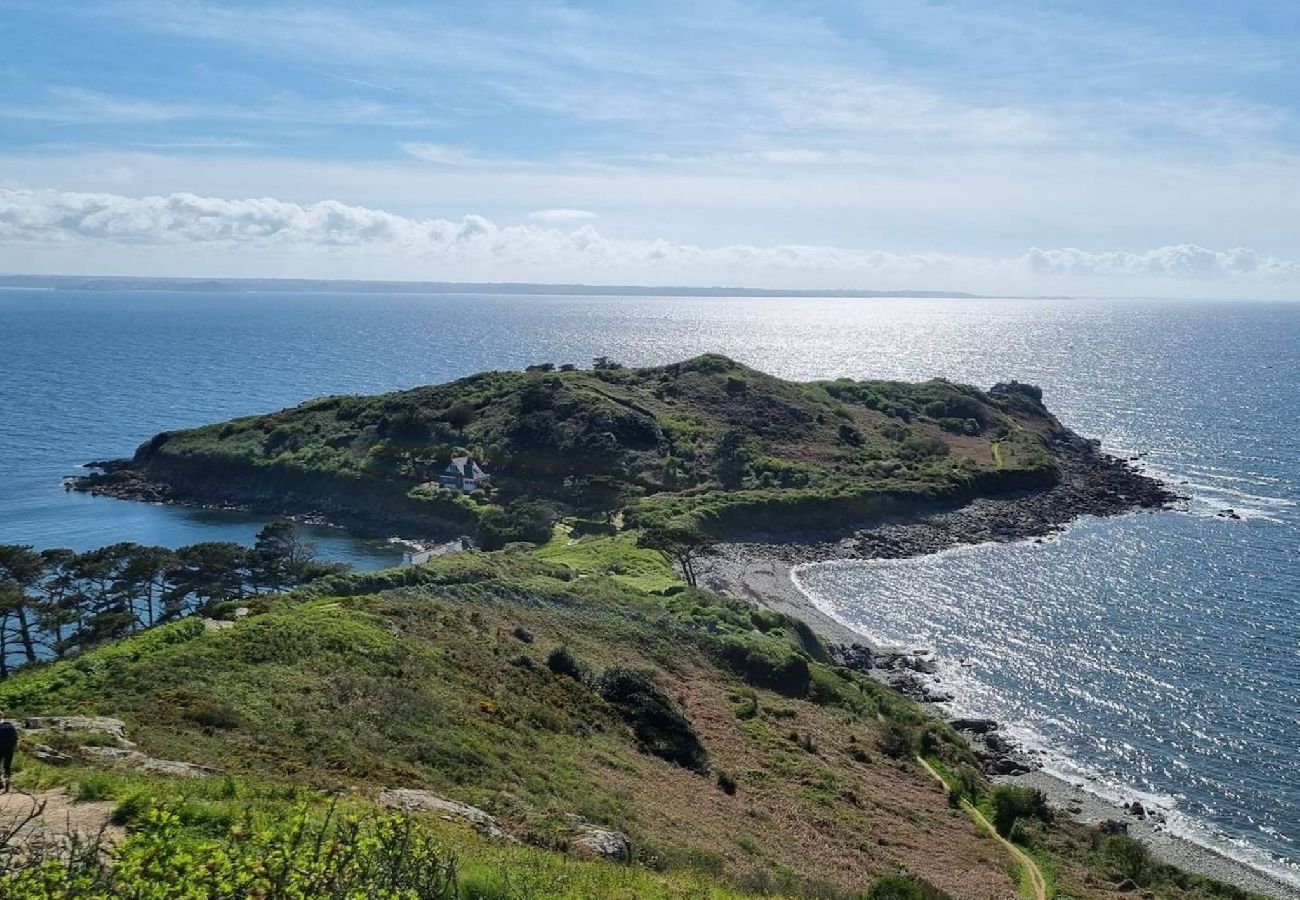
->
[0,713,18,791]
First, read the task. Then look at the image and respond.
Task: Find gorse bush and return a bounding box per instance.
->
[864,874,954,900]
[544,645,590,683]
[716,770,738,795]
[599,667,708,773]
[989,784,1052,840]
[1098,834,1156,886]
[879,723,916,759]
[716,635,811,697]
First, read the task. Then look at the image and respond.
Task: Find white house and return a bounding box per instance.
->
[437,456,491,492]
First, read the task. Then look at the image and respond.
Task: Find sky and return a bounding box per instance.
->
[1,0,1299,297]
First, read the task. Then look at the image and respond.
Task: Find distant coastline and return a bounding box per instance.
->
[0,272,984,299]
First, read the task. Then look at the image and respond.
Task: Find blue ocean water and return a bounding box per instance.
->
[1,289,1296,881]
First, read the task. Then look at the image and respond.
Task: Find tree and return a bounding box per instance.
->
[475,500,557,550]
[81,543,153,646]
[638,522,716,587]
[0,545,46,665]
[36,548,82,658]
[712,429,750,490]
[570,475,631,521]
[165,542,251,616]
[444,402,476,432]
[0,533,351,678]
[252,519,318,592]
[116,545,173,629]
[591,356,624,370]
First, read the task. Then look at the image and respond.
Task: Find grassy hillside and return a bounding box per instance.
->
[0,534,1254,899]
[82,355,1060,539]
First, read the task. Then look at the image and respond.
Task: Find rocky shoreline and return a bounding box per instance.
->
[696,443,1300,899]
[65,460,461,541]
[700,428,1178,567]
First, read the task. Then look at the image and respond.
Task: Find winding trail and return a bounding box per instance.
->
[917,757,1048,900]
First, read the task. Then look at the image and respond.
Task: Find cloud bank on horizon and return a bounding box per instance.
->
[2,1,1298,298]
[5,188,1297,295]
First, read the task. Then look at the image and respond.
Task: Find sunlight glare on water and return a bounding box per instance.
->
[1,289,1297,879]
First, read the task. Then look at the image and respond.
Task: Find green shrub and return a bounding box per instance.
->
[110,791,152,826]
[4,806,459,899]
[866,873,953,899]
[716,635,810,697]
[545,645,591,683]
[989,784,1052,839]
[807,665,850,707]
[716,770,738,795]
[879,723,916,759]
[476,500,557,550]
[599,667,708,773]
[945,765,983,807]
[1003,816,1045,847]
[75,773,118,802]
[1098,834,1156,886]
[180,697,242,730]
[732,690,759,720]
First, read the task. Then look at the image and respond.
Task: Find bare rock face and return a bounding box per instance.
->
[21,715,220,777]
[23,716,135,747]
[378,788,510,840]
[570,827,633,863]
[27,744,74,766]
[79,746,223,778]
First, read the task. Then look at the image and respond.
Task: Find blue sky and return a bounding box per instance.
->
[2,0,1298,295]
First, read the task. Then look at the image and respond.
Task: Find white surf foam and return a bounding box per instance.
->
[789,555,1300,890]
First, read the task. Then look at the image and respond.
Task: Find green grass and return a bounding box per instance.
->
[533,524,681,593]
[5,777,788,900]
[0,545,1022,898]
[0,536,1263,899]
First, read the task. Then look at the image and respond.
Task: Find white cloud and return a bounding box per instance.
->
[2,188,1298,296]
[401,143,494,167]
[528,208,598,223]
[0,187,947,275]
[2,87,431,128]
[772,81,1056,146]
[1025,244,1300,280]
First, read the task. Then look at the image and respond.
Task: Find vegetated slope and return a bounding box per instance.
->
[0,538,1254,899]
[78,355,1059,538]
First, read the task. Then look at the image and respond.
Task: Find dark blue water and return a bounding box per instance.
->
[1,289,1297,882]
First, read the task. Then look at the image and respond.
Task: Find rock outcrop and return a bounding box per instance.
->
[570,827,634,863]
[378,788,510,840]
[24,716,135,747]
[79,746,224,778]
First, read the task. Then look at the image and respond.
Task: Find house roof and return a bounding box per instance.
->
[443,456,486,477]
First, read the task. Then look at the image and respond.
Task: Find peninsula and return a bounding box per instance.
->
[72,354,1166,544]
[9,357,1267,899]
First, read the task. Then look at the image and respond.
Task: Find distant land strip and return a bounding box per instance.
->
[0,273,982,299]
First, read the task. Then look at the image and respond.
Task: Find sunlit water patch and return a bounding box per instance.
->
[2,290,1297,880]
[796,509,1300,886]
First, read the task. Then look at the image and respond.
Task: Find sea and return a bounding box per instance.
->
[1,288,1297,886]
